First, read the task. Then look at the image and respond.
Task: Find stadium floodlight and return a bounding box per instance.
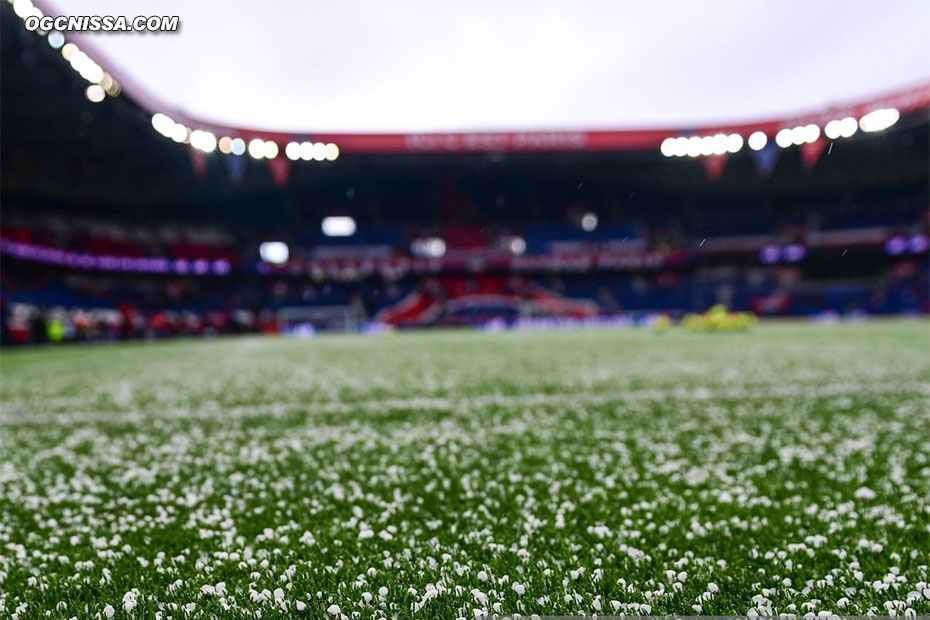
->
[13,0,35,19]
[218,136,233,154]
[827,118,858,140]
[190,130,217,153]
[100,73,115,93]
[838,117,857,138]
[189,130,205,151]
[171,123,189,144]
[263,141,279,159]
[70,50,104,84]
[321,216,357,237]
[660,138,677,157]
[775,128,793,148]
[311,142,327,161]
[711,134,728,155]
[285,142,301,161]
[10,0,45,20]
[151,113,176,138]
[259,241,289,264]
[660,138,674,157]
[748,131,767,151]
[47,31,64,49]
[324,143,340,161]
[411,237,446,258]
[700,136,716,156]
[11,0,28,18]
[726,134,744,153]
[61,42,77,61]
[672,137,689,156]
[99,72,119,95]
[231,138,246,156]
[802,124,820,143]
[581,212,598,232]
[859,108,899,133]
[85,84,105,103]
[686,136,702,157]
[299,141,314,161]
[248,138,266,159]
[790,126,807,146]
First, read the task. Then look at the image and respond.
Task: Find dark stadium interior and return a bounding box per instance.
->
[1,6,928,343]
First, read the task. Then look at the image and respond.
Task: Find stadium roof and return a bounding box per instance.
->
[36,0,930,134]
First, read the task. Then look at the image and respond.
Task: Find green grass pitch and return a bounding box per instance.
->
[1,321,929,618]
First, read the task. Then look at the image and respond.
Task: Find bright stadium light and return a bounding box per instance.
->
[838,117,858,138]
[802,124,820,143]
[22,1,43,20]
[726,133,744,153]
[660,137,676,157]
[85,84,105,103]
[61,42,77,61]
[859,108,899,132]
[748,131,767,151]
[700,136,716,156]
[100,73,115,92]
[248,138,266,159]
[673,137,689,156]
[171,123,189,144]
[101,73,120,97]
[324,143,340,161]
[285,141,301,160]
[231,138,246,156]
[300,141,314,161]
[686,136,702,157]
[264,141,279,159]
[311,142,327,161]
[825,118,858,140]
[711,134,728,155]
[218,136,233,154]
[70,50,104,84]
[151,113,175,137]
[11,0,27,18]
[13,0,35,19]
[259,241,289,264]
[190,130,217,153]
[790,126,807,146]
[321,216,357,237]
[775,128,793,148]
[581,212,598,232]
[47,30,64,49]
[508,236,527,255]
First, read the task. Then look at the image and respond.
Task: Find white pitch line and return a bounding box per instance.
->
[1,381,927,426]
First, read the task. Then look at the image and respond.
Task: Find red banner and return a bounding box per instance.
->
[801,138,829,169]
[189,148,207,178]
[180,83,930,155]
[266,157,291,187]
[701,154,728,180]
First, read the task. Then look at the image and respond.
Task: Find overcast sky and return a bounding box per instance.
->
[51,0,930,132]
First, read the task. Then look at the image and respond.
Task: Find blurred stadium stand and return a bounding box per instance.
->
[1,5,927,344]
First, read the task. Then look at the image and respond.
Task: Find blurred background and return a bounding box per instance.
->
[1,0,928,344]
